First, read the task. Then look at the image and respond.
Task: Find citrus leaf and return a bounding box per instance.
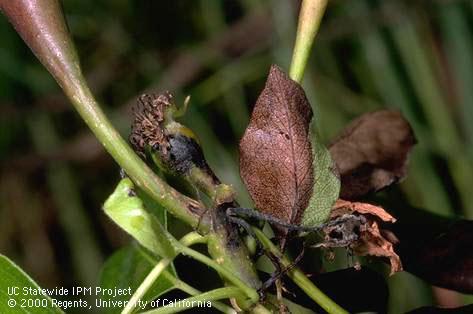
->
[103,178,178,258]
[0,254,63,314]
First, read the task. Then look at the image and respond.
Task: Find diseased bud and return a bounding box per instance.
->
[130,92,226,201]
[130,92,173,160]
[130,92,206,174]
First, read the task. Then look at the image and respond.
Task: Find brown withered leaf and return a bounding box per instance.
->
[329,110,416,200]
[239,65,313,225]
[330,200,402,274]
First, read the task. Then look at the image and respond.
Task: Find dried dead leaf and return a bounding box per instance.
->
[354,219,402,275]
[239,65,339,231]
[329,110,416,200]
[331,199,396,223]
[239,65,314,225]
[328,200,402,274]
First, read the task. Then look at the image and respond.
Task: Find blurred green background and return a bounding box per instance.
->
[1,0,472,313]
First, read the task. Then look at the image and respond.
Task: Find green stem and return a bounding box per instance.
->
[250,304,273,314]
[289,0,328,83]
[288,5,345,310]
[179,232,208,247]
[126,230,260,313]
[122,258,172,314]
[177,244,259,303]
[290,267,349,314]
[140,249,233,314]
[252,228,349,314]
[142,287,241,314]
[122,232,207,314]
[173,279,236,314]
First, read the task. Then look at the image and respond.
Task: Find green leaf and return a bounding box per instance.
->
[103,178,178,258]
[301,122,340,227]
[0,254,63,314]
[99,245,177,314]
[135,187,167,228]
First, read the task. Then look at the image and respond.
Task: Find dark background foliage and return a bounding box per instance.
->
[1,0,472,313]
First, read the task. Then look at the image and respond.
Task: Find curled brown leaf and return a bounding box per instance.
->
[331,199,396,223]
[329,110,416,200]
[327,200,402,274]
